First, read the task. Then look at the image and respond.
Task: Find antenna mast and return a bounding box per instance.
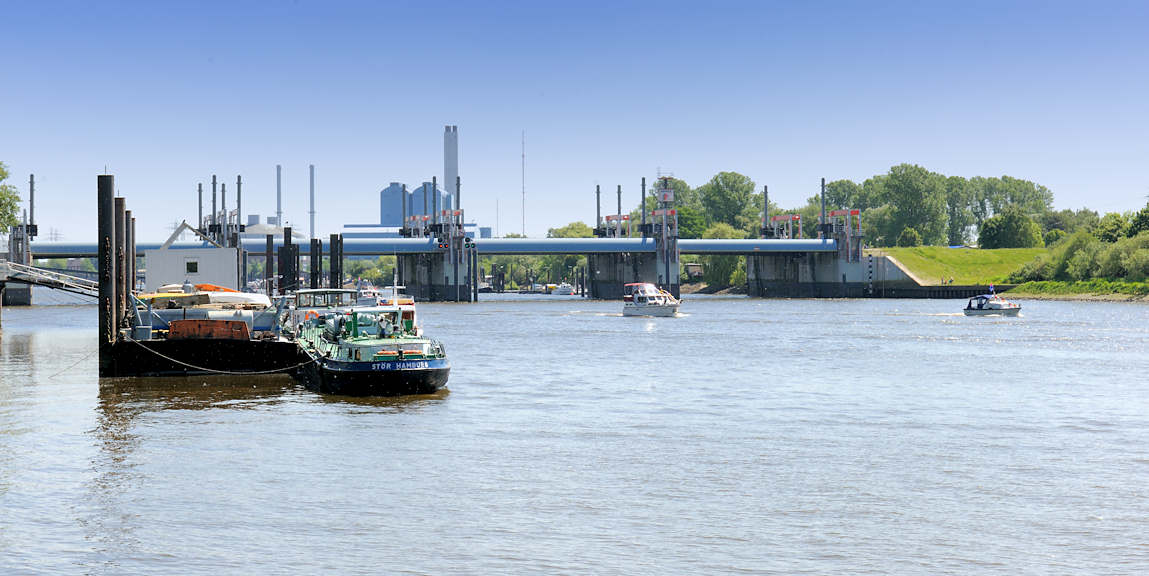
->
[521,130,526,237]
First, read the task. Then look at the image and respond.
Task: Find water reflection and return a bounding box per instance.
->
[312,387,450,413]
[85,375,299,569]
[97,375,298,412]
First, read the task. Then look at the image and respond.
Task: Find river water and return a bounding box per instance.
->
[2,291,1147,574]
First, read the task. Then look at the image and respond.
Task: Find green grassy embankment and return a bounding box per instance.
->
[872,246,1047,286]
[1006,280,1149,300]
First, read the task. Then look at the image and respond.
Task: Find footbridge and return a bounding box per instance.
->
[0,261,99,299]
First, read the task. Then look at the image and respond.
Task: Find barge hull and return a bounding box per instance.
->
[105,339,305,377]
[298,358,450,396]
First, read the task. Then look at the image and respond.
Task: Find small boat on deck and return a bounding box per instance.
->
[964,294,1021,317]
[623,282,680,317]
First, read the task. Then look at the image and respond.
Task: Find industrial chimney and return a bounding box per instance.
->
[444,125,458,211]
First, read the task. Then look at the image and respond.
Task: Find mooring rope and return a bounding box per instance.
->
[48,348,99,379]
[125,337,317,375]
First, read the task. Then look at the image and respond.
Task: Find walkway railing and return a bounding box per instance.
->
[1,261,99,298]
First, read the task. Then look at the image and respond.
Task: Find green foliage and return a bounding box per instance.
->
[1008,280,1149,297]
[702,222,745,239]
[1093,212,1128,242]
[698,172,755,227]
[883,164,948,246]
[1040,208,1098,236]
[977,205,1043,249]
[701,223,744,286]
[970,175,1053,225]
[0,162,21,228]
[1043,228,1067,246]
[1127,204,1149,238]
[729,263,747,287]
[945,176,975,246]
[653,177,701,211]
[896,227,922,247]
[823,179,861,210]
[546,221,593,238]
[343,256,395,284]
[676,206,707,239]
[1010,230,1149,283]
[538,223,593,280]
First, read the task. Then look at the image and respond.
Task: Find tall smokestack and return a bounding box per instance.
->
[432,176,438,225]
[596,184,601,228]
[276,164,283,227]
[198,183,203,231]
[444,125,459,210]
[820,177,827,239]
[617,184,622,237]
[763,184,769,237]
[236,175,243,233]
[309,164,316,239]
[640,177,646,237]
[29,174,34,230]
[212,175,218,243]
[221,182,227,246]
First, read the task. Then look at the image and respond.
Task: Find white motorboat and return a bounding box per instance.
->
[622,282,680,317]
[964,294,1021,317]
[553,282,575,295]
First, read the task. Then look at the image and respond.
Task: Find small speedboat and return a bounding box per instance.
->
[964,294,1021,317]
[623,282,680,317]
[553,282,575,295]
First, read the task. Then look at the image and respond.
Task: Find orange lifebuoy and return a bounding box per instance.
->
[304,310,319,321]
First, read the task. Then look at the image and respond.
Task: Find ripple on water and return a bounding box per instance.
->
[1,297,1148,573]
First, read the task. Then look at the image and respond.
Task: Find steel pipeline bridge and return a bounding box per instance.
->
[28,237,837,258]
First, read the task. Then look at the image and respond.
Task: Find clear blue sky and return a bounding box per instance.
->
[2,0,1147,241]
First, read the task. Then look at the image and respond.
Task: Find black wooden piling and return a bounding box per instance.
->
[472,248,479,302]
[309,238,320,289]
[329,233,342,289]
[114,197,127,327]
[279,227,296,294]
[265,234,274,297]
[98,175,116,376]
[126,210,135,294]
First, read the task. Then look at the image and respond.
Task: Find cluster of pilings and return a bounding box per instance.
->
[586,177,681,298]
[260,228,345,296]
[97,175,138,376]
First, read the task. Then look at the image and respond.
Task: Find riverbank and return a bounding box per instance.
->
[679,282,747,296]
[1007,280,1149,302]
[870,246,1046,285]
